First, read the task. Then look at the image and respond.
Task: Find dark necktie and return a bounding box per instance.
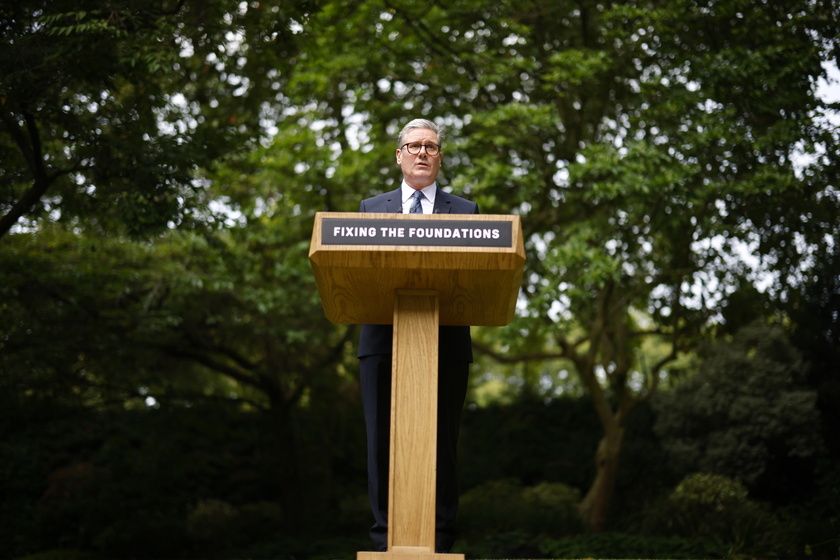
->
[409,190,424,214]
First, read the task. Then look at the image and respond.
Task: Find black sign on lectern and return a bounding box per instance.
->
[321,217,512,248]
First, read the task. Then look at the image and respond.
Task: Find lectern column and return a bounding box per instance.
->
[389,290,438,553]
[309,212,525,560]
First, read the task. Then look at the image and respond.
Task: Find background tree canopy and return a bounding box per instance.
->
[2,0,839,559]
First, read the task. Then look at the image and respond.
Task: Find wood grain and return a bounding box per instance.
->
[388,291,439,551]
[309,213,526,326]
[309,213,521,560]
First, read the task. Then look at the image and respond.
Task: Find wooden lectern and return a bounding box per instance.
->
[309,212,525,560]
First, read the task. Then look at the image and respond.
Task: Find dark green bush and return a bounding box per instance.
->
[635,472,799,558]
[92,511,188,559]
[13,552,101,560]
[185,499,287,557]
[539,532,727,559]
[456,529,542,559]
[455,478,582,557]
[457,478,582,537]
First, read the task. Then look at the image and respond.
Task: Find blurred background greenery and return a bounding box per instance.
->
[2,0,838,559]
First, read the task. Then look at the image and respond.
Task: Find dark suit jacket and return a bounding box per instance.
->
[357,187,479,362]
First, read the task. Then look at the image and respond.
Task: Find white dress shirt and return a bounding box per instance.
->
[401,182,437,214]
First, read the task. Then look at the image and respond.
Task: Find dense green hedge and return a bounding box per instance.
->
[2,393,837,559]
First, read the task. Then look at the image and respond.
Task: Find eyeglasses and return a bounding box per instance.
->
[400,142,441,156]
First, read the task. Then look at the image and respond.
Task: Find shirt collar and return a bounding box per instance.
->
[401,181,437,206]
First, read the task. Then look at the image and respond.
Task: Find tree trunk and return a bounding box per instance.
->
[0,108,54,240]
[578,422,625,532]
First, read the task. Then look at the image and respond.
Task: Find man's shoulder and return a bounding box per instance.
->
[436,189,479,213]
[360,188,401,212]
[436,189,471,203]
[363,187,400,201]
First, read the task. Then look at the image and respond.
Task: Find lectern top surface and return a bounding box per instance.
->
[309,212,525,326]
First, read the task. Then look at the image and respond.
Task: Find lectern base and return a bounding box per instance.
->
[357,548,465,560]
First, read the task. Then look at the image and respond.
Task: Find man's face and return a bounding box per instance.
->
[396,127,442,189]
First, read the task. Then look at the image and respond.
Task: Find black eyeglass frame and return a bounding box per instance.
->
[400,142,441,156]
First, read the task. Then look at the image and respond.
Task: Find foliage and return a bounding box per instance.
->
[13,552,99,560]
[456,530,543,559]
[275,0,839,529]
[456,479,582,558]
[1,372,832,558]
[2,0,839,551]
[635,472,799,558]
[0,398,368,560]
[458,395,678,509]
[539,531,727,559]
[0,0,310,237]
[788,244,840,457]
[0,218,358,532]
[653,321,823,486]
[795,459,840,559]
[458,479,582,537]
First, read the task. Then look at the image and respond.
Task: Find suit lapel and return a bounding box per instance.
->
[383,188,402,213]
[433,189,451,214]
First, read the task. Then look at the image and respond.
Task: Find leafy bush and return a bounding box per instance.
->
[456,478,582,557]
[185,499,288,558]
[92,512,188,559]
[786,459,840,559]
[539,532,726,559]
[14,552,102,560]
[636,472,799,557]
[653,322,822,486]
[457,529,543,559]
[458,478,582,537]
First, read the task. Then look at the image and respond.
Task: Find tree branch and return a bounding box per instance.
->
[182,330,260,373]
[155,342,265,393]
[471,338,565,363]
[0,107,57,239]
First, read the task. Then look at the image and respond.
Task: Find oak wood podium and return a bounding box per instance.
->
[309,212,525,560]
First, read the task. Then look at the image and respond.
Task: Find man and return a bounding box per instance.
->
[357,119,478,554]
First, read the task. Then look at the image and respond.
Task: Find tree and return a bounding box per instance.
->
[4,0,838,535]
[788,244,840,456]
[0,0,363,533]
[652,322,823,486]
[0,218,354,514]
[242,0,839,530]
[0,0,308,238]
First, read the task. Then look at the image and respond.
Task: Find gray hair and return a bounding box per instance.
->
[397,118,445,148]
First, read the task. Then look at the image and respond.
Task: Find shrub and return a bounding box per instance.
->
[186,499,239,542]
[14,551,102,560]
[185,499,286,558]
[458,478,581,537]
[636,472,799,557]
[539,532,726,559]
[457,529,542,559]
